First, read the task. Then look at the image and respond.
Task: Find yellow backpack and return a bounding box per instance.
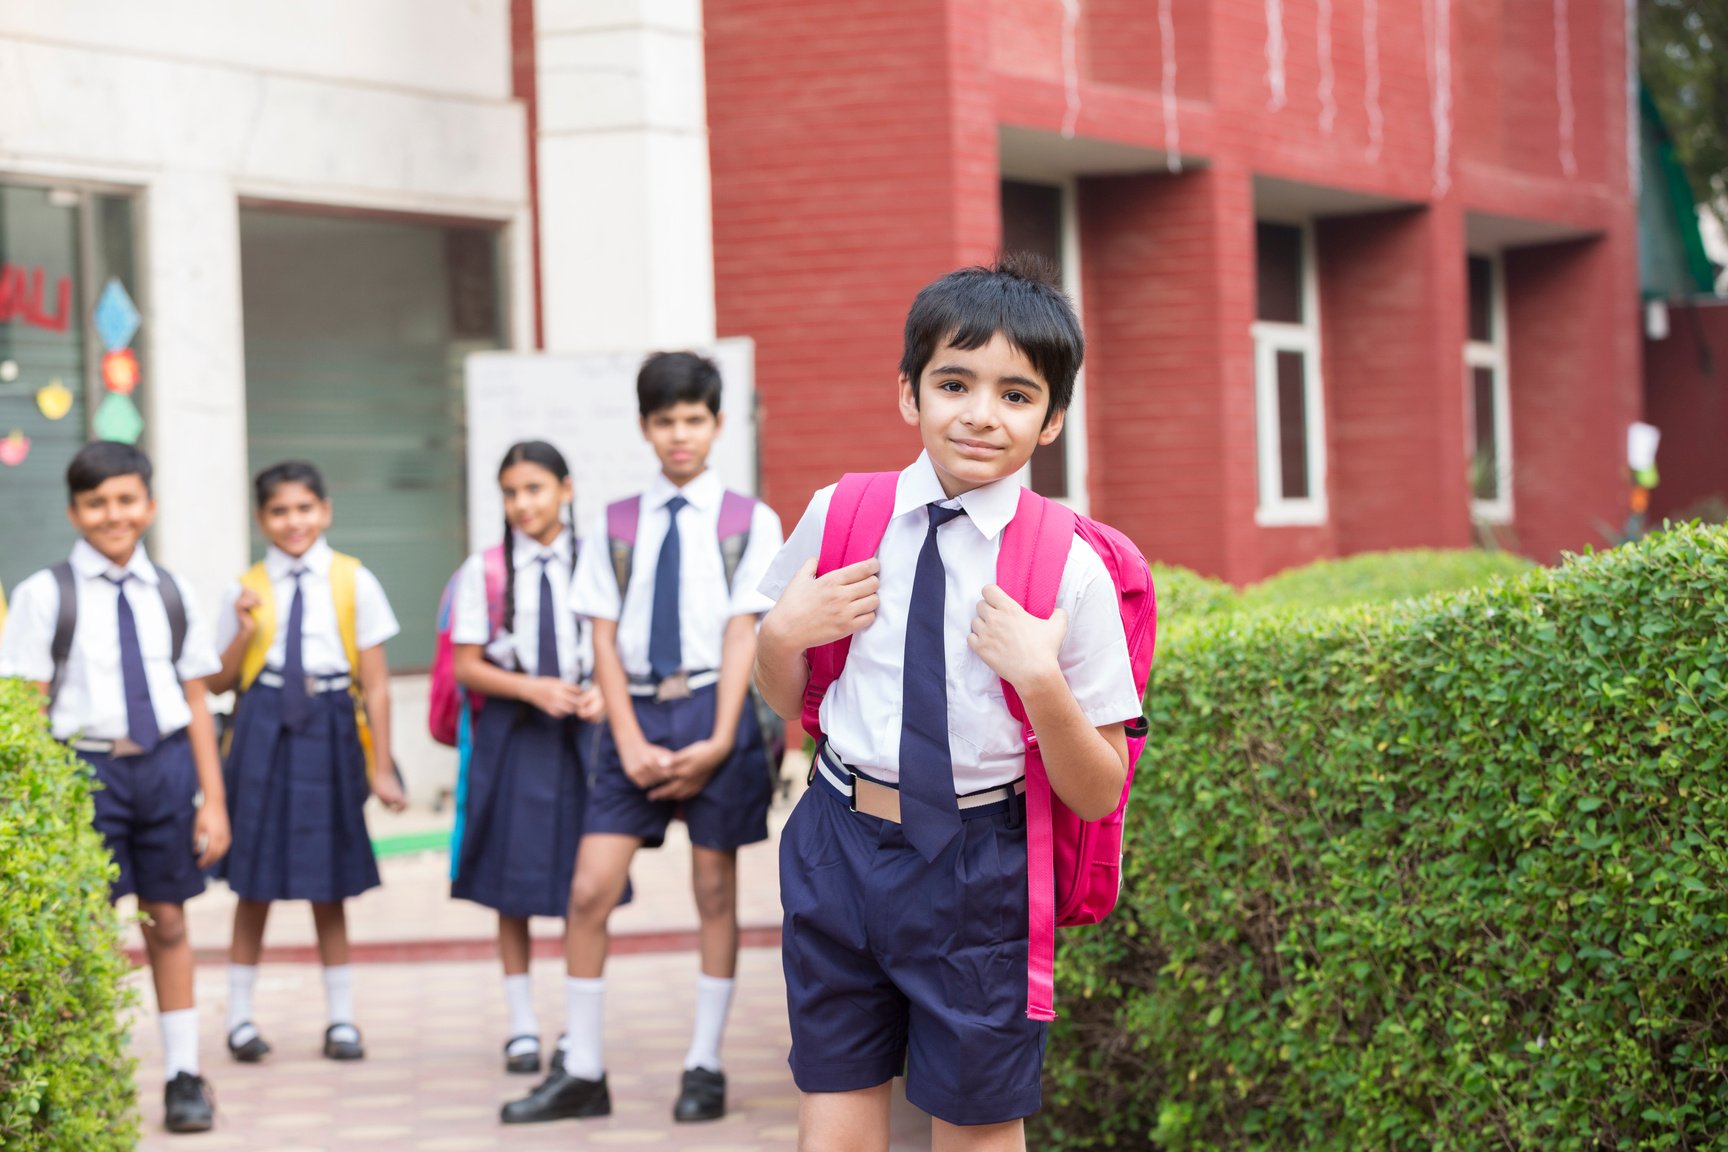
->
[237,553,377,778]
[0,581,8,639]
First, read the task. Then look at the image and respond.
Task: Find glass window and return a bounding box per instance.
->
[240,207,504,669]
[1256,223,1304,324]
[1467,256,1494,343]
[1276,350,1310,500]
[1000,179,1069,500]
[1470,366,1498,500]
[1464,254,1510,521]
[1252,222,1325,523]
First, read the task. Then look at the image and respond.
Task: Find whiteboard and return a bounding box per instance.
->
[463,339,757,552]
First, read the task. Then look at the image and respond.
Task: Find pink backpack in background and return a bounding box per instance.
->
[802,472,1157,1021]
[427,544,507,747]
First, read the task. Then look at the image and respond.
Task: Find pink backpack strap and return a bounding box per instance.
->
[801,472,898,743]
[481,543,508,636]
[996,487,1078,1023]
[717,490,755,540]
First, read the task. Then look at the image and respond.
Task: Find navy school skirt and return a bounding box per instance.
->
[218,682,381,904]
[450,697,592,919]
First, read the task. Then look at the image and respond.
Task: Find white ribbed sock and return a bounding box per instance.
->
[562,977,606,1080]
[684,974,736,1073]
[504,973,537,1041]
[160,1008,200,1080]
[323,964,356,1042]
[226,964,258,1040]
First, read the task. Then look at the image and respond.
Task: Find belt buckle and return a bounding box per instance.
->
[655,671,692,702]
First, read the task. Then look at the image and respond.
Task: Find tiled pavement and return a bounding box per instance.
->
[122,762,937,1150]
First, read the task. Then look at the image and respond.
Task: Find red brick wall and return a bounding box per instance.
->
[1645,303,1728,522]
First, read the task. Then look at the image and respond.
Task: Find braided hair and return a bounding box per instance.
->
[496,441,574,643]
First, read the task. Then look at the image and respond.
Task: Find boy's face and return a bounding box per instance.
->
[641,400,722,487]
[257,481,333,559]
[899,332,1064,499]
[66,474,156,567]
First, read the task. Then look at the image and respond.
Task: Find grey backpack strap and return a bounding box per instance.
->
[48,562,76,705]
[153,567,189,666]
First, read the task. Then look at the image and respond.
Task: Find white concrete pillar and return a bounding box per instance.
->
[535,0,717,351]
[142,170,250,609]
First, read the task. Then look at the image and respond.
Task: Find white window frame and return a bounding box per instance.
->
[1252,222,1327,526]
[1056,177,1089,514]
[1465,253,1512,524]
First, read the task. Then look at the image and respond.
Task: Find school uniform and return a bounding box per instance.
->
[0,540,222,905]
[449,529,595,920]
[214,538,398,904]
[757,452,1141,1126]
[569,468,782,851]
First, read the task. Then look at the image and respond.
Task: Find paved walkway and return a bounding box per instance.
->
[122,759,937,1150]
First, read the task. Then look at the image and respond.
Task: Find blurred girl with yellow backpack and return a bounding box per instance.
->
[206,460,406,1065]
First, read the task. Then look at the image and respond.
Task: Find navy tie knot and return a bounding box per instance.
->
[925,501,965,532]
[665,495,689,517]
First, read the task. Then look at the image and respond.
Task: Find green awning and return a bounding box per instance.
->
[1639,84,1716,299]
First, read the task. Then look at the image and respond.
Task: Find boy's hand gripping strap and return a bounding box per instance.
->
[802,472,898,744]
[995,487,1077,1023]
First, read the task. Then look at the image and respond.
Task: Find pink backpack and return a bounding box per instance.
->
[802,472,1157,1021]
[427,544,508,747]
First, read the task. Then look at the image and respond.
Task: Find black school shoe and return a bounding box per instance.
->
[322,1024,365,1061]
[226,1024,271,1063]
[499,1069,611,1124]
[504,1035,541,1075]
[673,1067,726,1122]
[164,1071,215,1133]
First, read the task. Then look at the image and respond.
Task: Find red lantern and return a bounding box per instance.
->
[102,349,141,394]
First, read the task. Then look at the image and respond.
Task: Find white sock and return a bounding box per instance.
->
[226,964,258,1040]
[160,1008,200,1080]
[323,964,356,1040]
[504,973,537,1043]
[562,977,606,1080]
[684,974,736,1073]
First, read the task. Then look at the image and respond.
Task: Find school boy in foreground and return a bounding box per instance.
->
[755,257,1141,1151]
[501,351,783,1125]
[0,441,230,1134]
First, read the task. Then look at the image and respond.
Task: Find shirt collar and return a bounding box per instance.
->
[70,538,159,585]
[265,536,332,580]
[647,467,720,512]
[512,526,572,566]
[892,451,1023,542]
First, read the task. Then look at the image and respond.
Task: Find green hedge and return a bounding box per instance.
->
[0,680,137,1149]
[1236,548,1536,614]
[1150,564,1239,628]
[1042,525,1728,1149]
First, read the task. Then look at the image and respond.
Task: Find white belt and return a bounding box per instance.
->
[815,743,1025,825]
[627,669,720,699]
[257,669,352,693]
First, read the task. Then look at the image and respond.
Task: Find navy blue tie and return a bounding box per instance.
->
[279,567,311,732]
[108,573,161,753]
[537,554,560,679]
[648,496,688,682]
[899,501,966,861]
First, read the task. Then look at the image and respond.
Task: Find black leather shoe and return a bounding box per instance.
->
[164,1071,215,1133]
[504,1035,541,1075]
[500,1069,611,1124]
[322,1024,365,1061]
[673,1067,726,1122]
[226,1024,271,1063]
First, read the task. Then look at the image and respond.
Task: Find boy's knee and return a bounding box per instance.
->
[690,860,737,921]
[568,872,622,923]
[140,902,188,949]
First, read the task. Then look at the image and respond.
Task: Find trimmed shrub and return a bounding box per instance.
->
[1237,547,1536,614]
[0,679,137,1149]
[1150,564,1238,629]
[1041,525,1728,1149]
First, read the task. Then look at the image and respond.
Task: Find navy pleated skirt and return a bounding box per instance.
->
[450,698,590,919]
[218,683,381,904]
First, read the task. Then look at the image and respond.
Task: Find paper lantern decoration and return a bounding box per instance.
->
[94,392,144,444]
[0,360,16,383]
[102,349,141,394]
[0,429,30,467]
[36,379,73,421]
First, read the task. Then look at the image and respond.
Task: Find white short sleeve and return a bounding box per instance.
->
[172,580,223,682]
[1054,537,1143,729]
[758,484,834,602]
[569,512,623,622]
[728,500,785,616]
[0,569,59,683]
[353,566,400,651]
[450,553,493,645]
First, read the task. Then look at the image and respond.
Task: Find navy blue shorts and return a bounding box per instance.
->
[585,684,771,852]
[779,763,1046,1126]
[80,729,207,906]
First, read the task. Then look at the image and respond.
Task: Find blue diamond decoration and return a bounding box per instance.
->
[93,278,140,352]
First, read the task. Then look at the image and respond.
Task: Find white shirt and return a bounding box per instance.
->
[0,540,221,741]
[452,529,592,682]
[213,538,400,676]
[758,452,1141,792]
[570,468,783,679]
